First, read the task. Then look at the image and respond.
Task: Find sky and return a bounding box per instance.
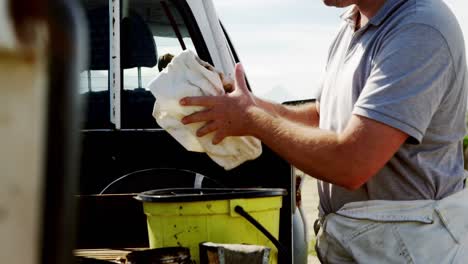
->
[214,0,468,103]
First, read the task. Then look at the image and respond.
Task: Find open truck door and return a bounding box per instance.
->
[78,0,295,263]
[1,0,298,263]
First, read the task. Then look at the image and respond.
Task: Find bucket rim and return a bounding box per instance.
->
[134,188,287,202]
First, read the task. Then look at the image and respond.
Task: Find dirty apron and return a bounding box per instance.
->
[315,188,468,264]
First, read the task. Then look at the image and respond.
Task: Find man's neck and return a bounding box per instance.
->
[355,0,386,28]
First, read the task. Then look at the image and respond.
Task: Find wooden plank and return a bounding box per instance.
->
[74,248,143,261]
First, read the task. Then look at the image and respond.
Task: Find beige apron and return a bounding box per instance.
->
[316,188,468,264]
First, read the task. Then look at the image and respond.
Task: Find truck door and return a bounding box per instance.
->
[78,0,294,262]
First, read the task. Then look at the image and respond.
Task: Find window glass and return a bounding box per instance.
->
[80,70,108,93]
[79,0,199,129]
[80,0,109,93]
[215,1,341,103]
[122,36,195,90]
[81,0,111,129]
[121,1,197,128]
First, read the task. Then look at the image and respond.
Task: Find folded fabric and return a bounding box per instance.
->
[148,50,262,170]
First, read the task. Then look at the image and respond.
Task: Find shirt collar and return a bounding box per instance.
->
[369,0,407,26]
[340,0,407,27]
[340,5,360,27]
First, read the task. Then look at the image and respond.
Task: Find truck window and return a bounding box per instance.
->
[80,0,200,130]
[122,3,196,90]
[121,0,197,129]
[81,0,112,129]
[80,0,110,94]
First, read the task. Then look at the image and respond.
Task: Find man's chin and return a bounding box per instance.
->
[322,0,352,7]
[322,0,336,6]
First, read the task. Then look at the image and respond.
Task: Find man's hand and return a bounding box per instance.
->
[180,63,257,144]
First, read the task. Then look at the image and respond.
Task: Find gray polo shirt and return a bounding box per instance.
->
[317,0,468,215]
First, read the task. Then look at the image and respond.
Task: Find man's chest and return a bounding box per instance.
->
[319,27,377,132]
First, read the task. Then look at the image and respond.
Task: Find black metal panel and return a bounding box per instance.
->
[41,0,87,263]
[76,194,148,249]
[79,130,291,193]
[78,130,293,259]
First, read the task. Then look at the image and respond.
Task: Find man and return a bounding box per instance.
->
[181,0,468,262]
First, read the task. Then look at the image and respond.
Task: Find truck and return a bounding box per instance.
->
[0,0,309,263]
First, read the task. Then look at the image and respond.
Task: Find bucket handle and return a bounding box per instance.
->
[234,205,290,263]
[99,168,225,194]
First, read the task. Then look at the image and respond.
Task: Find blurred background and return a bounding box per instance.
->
[215,0,468,102]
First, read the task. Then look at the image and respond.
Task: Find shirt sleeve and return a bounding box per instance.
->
[353,23,453,144]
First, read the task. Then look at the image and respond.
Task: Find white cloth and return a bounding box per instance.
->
[315,188,468,263]
[148,50,262,170]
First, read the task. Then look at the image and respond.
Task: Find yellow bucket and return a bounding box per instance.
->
[136,188,287,264]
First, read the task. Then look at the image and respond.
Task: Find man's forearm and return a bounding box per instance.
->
[181,64,405,190]
[254,96,319,127]
[246,106,362,190]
